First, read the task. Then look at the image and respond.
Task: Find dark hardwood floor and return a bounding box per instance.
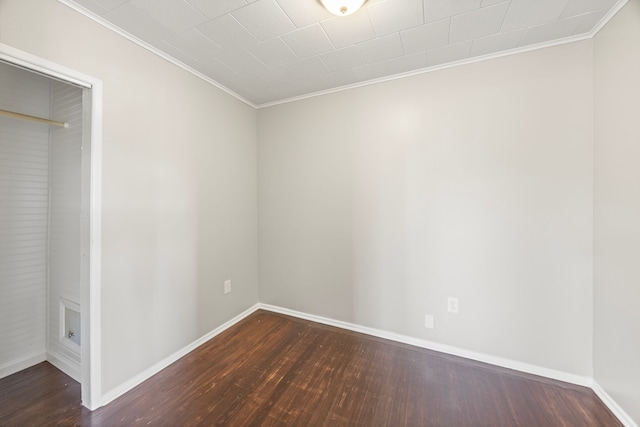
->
[0,310,623,426]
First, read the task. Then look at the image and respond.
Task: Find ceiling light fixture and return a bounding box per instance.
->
[320,0,367,16]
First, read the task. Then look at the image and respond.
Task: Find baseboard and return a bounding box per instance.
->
[47,349,81,383]
[0,351,46,380]
[99,304,260,407]
[592,381,638,427]
[257,303,592,387]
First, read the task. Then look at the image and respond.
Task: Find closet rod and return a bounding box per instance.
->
[0,108,68,128]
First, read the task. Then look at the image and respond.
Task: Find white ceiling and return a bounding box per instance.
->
[65,0,623,106]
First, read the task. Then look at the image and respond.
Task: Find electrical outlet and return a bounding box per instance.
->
[424,314,434,329]
[224,279,231,294]
[448,297,459,314]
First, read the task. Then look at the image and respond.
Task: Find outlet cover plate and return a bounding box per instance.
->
[224,279,231,294]
[424,314,434,329]
[448,297,459,314]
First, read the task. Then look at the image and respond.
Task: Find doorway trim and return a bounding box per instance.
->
[0,42,103,410]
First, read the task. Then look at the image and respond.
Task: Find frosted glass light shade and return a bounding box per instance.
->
[321,0,366,16]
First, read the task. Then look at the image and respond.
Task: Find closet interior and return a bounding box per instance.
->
[0,59,84,384]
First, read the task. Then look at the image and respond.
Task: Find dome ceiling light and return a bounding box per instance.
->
[320,0,367,16]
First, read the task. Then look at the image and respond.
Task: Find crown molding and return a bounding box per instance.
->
[258,32,594,108]
[56,0,257,109]
[57,0,629,110]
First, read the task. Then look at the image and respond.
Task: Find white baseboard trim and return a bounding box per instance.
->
[99,304,260,408]
[257,303,592,387]
[0,351,46,380]
[592,381,638,427]
[47,349,81,383]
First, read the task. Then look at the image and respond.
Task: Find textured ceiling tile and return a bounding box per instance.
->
[269,77,328,99]
[560,0,617,19]
[94,0,128,10]
[216,50,268,75]
[319,46,367,72]
[400,19,450,54]
[130,0,207,33]
[231,0,296,41]
[424,0,481,23]
[296,76,333,94]
[195,57,239,84]
[276,0,333,28]
[321,10,376,49]
[250,90,279,106]
[70,0,110,15]
[287,56,330,78]
[502,0,572,32]
[262,82,307,101]
[519,14,585,47]
[574,9,608,34]
[196,15,259,51]
[256,64,298,86]
[218,80,253,100]
[480,0,507,6]
[367,0,424,37]
[104,3,176,42]
[384,51,428,75]
[321,69,359,88]
[246,38,298,68]
[470,29,525,57]
[229,72,270,95]
[164,29,226,62]
[427,40,472,66]
[358,33,404,64]
[185,0,247,19]
[352,61,390,81]
[281,24,334,58]
[153,39,200,68]
[450,2,509,43]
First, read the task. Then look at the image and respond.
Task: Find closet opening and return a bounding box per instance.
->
[0,44,102,410]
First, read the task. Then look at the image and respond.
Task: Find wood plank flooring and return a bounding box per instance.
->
[0,310,623,426]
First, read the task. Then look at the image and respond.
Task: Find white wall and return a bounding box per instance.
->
[0,61,50,377]
[47,80,84,379]
[258,41,595,377]
[0,0,258,395]
[594,0,640,423]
